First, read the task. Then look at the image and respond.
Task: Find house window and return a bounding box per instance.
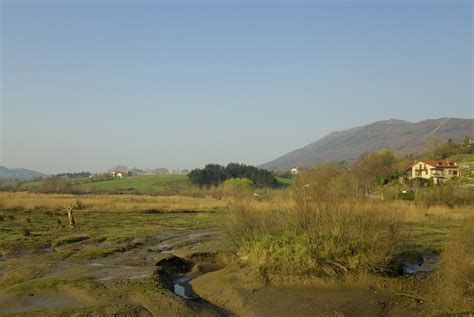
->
[453,171,458,176]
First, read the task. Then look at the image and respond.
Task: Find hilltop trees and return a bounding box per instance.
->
[188,163,277,188]
[426,137,473,159]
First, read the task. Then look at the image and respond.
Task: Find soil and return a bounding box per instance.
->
[190,266,432,317]
[0,212,449,317]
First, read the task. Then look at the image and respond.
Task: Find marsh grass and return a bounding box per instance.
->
[228,165,474,282]
[0,193,227,258]
[53,235,90,246]
[0,192,229,214]
[430,220,474,312]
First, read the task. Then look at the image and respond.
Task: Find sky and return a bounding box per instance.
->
[0,0,472,174]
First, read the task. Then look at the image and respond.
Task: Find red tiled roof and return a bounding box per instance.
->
[419,160,458,169]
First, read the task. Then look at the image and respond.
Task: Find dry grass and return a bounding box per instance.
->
[227,165,474,282]
[0,192,229,213]
[430,219,474,313]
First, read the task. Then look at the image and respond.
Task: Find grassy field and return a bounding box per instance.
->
[0,192,228,214]
[0,192,231,257]
[76,174,190,194]
[18,174,293,195]
[275,176,293,187]
[0,190,472,315]
[0,192,233,316]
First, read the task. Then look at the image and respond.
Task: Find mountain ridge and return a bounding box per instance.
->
[259,117,474,171]
[0,166,46,180]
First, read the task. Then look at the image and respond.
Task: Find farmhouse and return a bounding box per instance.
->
[408,160,459,185]
[111,171,125,179]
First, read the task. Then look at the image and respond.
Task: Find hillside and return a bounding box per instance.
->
[0,166,45,180]
[260,118,474,171]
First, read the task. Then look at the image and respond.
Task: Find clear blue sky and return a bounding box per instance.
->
[1,1,472,173]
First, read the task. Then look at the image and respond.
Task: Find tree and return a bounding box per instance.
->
[188,163,277,188]
[128,167,145,176]
[353,150,398,196]
[109,165,128,173]
[223,178,253,196]
[426,138,457,159]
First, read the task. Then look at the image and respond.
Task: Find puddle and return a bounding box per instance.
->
[155,254,226,300]
[400,253,440,275]
[158,256,230,316]
[173,275,197,299]
[41,246,55,253]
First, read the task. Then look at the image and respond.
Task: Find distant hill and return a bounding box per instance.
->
[260,118,474,171]
[0,166,46,180]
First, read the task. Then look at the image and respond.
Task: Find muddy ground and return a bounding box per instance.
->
[0,210,459,316]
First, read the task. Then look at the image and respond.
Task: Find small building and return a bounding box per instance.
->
[111,171,125,179]
[408,160,459,185]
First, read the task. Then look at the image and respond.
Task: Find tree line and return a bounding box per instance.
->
[188,163,277,188]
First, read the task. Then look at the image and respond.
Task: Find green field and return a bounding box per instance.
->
[77,174,190,194]
[19,174,191,194]
[276,176,294,187]
[19,174,292,194]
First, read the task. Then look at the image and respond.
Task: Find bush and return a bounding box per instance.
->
[223,178,253,197]
[398,189,415,201]
[229,165,403,278]
[430,222,474,312]
[415,186,474,208]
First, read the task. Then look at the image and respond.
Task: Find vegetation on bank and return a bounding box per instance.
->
[225,147,474,313]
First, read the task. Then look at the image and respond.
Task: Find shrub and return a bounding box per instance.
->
[398,189,415,201]
[415,186,474,208]
[430,222,474,312]
[223,178,253,197]
[230,165,403,278]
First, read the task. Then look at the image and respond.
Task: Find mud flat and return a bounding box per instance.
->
[0,210,233,316]
[186,258,458,317]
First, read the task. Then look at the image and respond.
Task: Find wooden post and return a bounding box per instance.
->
[66,207,75,227]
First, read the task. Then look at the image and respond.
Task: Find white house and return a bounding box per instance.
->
[111,171,125,179]
[291,168,299,175]
[408,160,459,185]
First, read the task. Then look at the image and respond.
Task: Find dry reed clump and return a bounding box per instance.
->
[231,201,403,278]
[415,186,474,208]
[430,220,474,313]
[229,165,406,279]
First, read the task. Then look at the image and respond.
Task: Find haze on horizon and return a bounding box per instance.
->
[1,1,472,174]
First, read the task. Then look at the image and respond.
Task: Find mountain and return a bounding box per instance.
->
[260,118,474,171]
[0,166,46,180]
